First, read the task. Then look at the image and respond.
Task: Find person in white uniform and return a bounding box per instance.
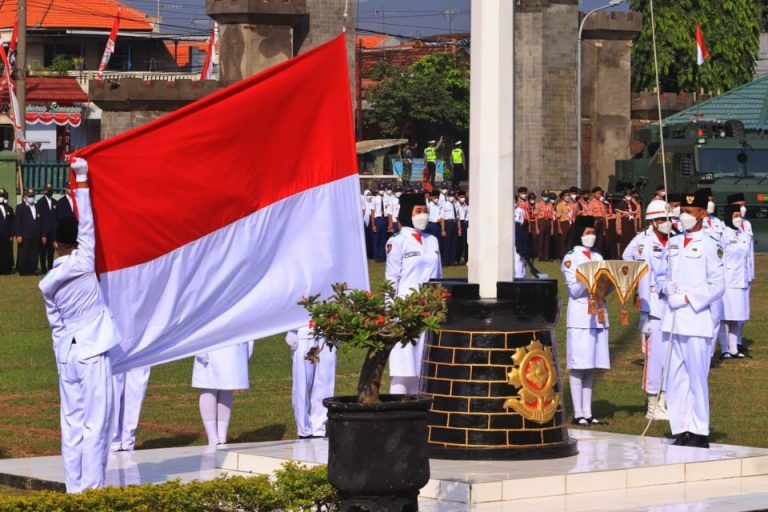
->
[718,205,751,359]
[386,192,442,395]
[653,188,725,448]
[726,193,754,355]
[561,216,610,426]
[192,341,253,445]
[286,321,336,438]
[622,199,674,421]
[111,367,151,451]
[39,157,121,493]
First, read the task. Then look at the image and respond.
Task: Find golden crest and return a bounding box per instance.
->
[504,339,559,424]
[686,195,695,205]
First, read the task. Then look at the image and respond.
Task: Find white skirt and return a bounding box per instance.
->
[389,332,427,378]
[723,287,750,321]
[192,342,252,390]
[566,328,610,370]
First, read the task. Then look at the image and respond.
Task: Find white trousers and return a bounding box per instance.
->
[665,334,714,436]
[58,343,112,493]
[643,316,666,395]
[111,367,151,451]
[292,338,336,437]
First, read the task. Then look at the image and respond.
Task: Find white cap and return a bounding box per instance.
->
[455,140,462,145]
[428,140,436,144]
[645,199,673,220]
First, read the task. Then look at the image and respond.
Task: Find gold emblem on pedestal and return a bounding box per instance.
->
[503,339,559,424]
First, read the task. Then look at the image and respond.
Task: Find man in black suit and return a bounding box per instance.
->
[57,187,75,220]
[37,183,57,273]
[15,188,43,275]
[0,188,14,274]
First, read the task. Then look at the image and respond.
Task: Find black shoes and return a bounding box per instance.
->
[571,417,607,426]
[673,431,709,448]
[720,351,747,360]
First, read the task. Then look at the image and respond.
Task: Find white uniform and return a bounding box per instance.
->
[192,342,252,390]
[622,227,666,394]
[386,227,442,377]
[721,227,751,321]
[111,367,151,451]
[561,246,609,370]
[40,187,121,493]
[702,215,724,242]
[654,230,725,436]
[286,325,336,437]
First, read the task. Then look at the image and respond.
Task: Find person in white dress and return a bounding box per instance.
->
[192,341,253,445]
[386,192,442,395]
[561,216,610,426]
[726,192,754,354]
[286,321,336,438]
[718,205,752,359]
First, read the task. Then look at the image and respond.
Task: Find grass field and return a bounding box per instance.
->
[0,256,766,464]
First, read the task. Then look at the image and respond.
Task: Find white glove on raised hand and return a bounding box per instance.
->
[70,157,89,182]
[667,294,687,310]
[285,331,299,351]
[637,312,652,336]
[663,281,678,297]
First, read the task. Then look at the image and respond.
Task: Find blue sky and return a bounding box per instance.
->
[120,0,628,36]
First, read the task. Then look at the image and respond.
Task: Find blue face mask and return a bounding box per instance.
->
[27,197,35,205]
[543,198,549,203]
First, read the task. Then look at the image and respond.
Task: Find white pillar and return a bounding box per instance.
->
[468,0,515,299]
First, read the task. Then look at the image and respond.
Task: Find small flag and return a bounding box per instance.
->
[200,22,218,80]
[8,18,17,67]
[696,23,709,66]
[0,43,25,150]
[96,8,122,79]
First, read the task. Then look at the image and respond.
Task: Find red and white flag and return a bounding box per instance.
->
[0,43,25,150]
[74,35,368,372]
[200,22,218,80]
[8,18,18,67]
[96,8,121,79]
[696,23,709,65]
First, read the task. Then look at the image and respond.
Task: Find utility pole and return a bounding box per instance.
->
[16,0,26,141]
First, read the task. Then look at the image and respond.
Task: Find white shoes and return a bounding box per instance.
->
[645,393,669,421]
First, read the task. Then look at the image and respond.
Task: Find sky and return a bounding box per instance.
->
[118,0,628,36]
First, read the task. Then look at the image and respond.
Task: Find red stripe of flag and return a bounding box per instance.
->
[696,23,709,65]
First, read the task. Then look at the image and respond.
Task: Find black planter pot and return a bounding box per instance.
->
[323,394,432,512]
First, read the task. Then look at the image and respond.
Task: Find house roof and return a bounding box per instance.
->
[0,0,153,32]
[0,76,87,104]
[164,40,208,69]
[356,35,400,49]
[663,75,768,130]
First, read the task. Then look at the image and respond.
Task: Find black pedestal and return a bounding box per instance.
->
[423,279,577,460]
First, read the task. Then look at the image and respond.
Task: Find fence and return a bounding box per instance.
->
[20,162,71,193]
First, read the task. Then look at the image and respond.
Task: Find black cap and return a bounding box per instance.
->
[699,187,713,198]
[591,186,603,194]
[572,216,596,249]
[517,187,528,194]
[55,217,78,244]
[569,186,580,193]
[25,188,34,196]
[727,192,745,203]
[667,192,681,203]
[681,189,708,209]
[397,193,427,228]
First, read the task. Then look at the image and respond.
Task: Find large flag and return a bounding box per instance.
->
[96,8,121,79]
[696,23,709,65]
[200,22,218,80]
[75,35,368,372]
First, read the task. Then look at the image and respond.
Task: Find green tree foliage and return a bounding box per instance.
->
[364,53,469,138]
[630,0,761,93]
[48,54,75,75]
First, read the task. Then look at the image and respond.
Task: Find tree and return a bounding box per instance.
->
[363,53,469,140]
[48,54,75,75]
[630,0,761,93]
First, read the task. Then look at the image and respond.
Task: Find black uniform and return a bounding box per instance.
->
[37,194,57,273]
[0,200,13,274]
[14,201,42,275]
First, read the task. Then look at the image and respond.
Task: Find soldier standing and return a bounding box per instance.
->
[0,188,14,274]
[15,188,42,276]
[37,183,57,273]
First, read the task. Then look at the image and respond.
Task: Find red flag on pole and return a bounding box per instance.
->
[200,22,218,80]
[8,18,18,67]
[0,43,25,150]
[696,24,709,65]
[96,8,122,79]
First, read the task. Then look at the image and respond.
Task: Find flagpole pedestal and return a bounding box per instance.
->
[423,279,576,460]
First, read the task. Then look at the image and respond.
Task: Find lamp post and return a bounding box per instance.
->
[576,0,627,189]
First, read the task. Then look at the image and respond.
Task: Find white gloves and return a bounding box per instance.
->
[637,312,652,336]
[71,157,89,182]
[668,294,687,310]
[663,281,678,297]
[285,331,299,351]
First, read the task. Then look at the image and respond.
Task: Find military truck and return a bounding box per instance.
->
[610,119,767,251]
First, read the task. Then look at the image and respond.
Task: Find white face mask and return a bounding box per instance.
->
[395,192,402,198]
[519,193,527,200]
[659,191,666,198]
[733,217,743,229]
[365,196,372,202]
[672,206,681,218]
[599,196,605,202]
[441,189,448,194]
[448,197,455,203]
[412,213,429,231]
[679,212,698,231]
[459,197,466,203]
[378,191,384,196]
[581,234,597,248]
[386,190,392,196]
[570,194,577,201]
[707,200,715,214]
[740,206,747,218]
[655,220,672,235]
[624,196,632,201]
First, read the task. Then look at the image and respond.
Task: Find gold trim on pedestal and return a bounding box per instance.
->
[503,339,559,424]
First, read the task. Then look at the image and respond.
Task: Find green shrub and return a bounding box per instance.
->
[0,463,337,512]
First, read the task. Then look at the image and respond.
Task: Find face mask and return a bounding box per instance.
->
[441,189,448,194]
[0,198,5,204]
[459,197,466,203]
[412,213,429,231]
[378,191,384,196]
[448,197,455,203]
[395,192,402,198]
[599,196,605,202]
[624,196,631,201]
[365,196,372,202]
[707,201,715,214]
[672,206,681,218]
[740,206,747,217]
[385,190,392,196]
[581,234,597,248]
[733,217,743,229]
[543,198,549,203]
[655,220,672,235]
[519,194,526,200]
[529,199,535,204]
[27,197,34,205]
[432,198,439,204]
[679,212,698,231]
[570,194,577,201]
[659,191,666,198]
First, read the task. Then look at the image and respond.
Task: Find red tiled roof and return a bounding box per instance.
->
[0,76,87,104]
[164,40,208,69]
[357,35,387,49]
[0,0,153,31]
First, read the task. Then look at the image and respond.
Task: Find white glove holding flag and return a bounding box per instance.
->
[285,331,299,351]
[70,157,89,182]
[637,312,652,337]
[663,281,678,297]
[668,294,687,310]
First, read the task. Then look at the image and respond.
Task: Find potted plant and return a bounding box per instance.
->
[300,281,447,512]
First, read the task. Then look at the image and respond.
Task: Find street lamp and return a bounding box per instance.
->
[576,0,627,189]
